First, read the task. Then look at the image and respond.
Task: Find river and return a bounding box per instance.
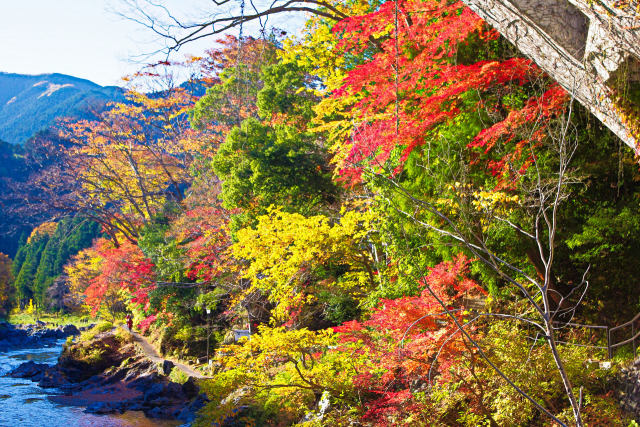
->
[0,340,183,427]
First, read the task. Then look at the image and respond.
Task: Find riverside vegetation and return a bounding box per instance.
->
[2,1,640,425]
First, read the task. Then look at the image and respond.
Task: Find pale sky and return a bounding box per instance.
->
[0,1,305,87]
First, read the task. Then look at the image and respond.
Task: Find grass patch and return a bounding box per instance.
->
[78,321,114,342]
[114,326,134,344]
[8,312,94,327]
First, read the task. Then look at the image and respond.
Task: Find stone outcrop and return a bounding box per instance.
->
[462,0,640,151]
[0,322,80,351]
[6,329,208,422]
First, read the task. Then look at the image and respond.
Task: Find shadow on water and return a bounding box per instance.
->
[9,351,60,363]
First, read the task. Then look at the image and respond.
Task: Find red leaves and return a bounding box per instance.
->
[173,205,234,283]
[84,239,156,316]
[333,255,484,423]
[138,314,158,334]
[330,0,568,185]
[470,84,569,184]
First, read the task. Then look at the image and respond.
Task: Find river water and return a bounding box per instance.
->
[0,340,182,427]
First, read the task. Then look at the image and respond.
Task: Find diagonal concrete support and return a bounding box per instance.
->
[461,0,640,152]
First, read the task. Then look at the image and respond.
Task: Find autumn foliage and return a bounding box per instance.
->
[77,238,155,319]
[12,0,637,425]
[319,0,568,186]
[334,255,485,422]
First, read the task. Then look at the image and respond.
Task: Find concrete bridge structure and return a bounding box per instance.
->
[461,0,640,152]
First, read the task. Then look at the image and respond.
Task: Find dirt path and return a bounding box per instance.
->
[121,326,209,379]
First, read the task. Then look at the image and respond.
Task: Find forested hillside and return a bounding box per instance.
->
[11,217,100,310]
[0,72,122,257]
[0,130,72,256]
[2,1,640,425]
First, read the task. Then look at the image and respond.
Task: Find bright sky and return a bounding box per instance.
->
[0,1,305,87]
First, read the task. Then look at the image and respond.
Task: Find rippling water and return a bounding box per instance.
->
[0,341,183,427]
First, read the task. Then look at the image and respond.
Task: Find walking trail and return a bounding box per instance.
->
[120,326,209,379]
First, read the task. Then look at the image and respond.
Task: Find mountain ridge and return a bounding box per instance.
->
[0,72,125,144]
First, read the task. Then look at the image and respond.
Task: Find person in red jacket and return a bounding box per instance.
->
[126,314,133,331]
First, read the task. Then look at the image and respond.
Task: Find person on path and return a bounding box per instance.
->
[126,314,133,331]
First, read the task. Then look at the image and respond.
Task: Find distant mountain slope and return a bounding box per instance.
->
[0,72,124,144]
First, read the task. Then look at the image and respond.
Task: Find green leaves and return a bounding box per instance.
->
[257,62,318,121]
[213,117,335,216]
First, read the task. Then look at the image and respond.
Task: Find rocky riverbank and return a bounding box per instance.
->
[0,321,81,352]
[7,326,208,423]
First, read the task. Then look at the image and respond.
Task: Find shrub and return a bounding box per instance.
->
[79,321,113,342]
[169,366,190,384]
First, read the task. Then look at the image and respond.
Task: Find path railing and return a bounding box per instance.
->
[607,312,640,359]
[466,295,640,360]
[540,315,640,360]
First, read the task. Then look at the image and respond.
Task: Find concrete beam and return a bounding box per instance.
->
[461,0,640,152]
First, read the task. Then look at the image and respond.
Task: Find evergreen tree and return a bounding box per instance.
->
[12,216,101,309]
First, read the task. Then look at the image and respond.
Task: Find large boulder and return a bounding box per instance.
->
[8,361,49,381]
[146,406,172,419]
[182,376,200,399]
[38,367,69,388]
[0,322,80,350]
[143,383,166,402]
[176,393,210,423]
[127,373,160,391]
[58,332,134,382]
[60,324,79,336]
[85,401,125,415]
[8,360,70,388]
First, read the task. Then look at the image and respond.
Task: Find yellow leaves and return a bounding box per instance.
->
[237,325,334,355]
[27,222,57,243]
[313,88,363,172]
[338,206,375,240]
[64,244,105,297]
[234,209,329,317]
[60,83,202,236]
[211,325,356,411]
[434,182,522,233]
[25,299,36,315]
[471,190,520,213]
[232,206,376,322]
[281,20,347,86]
[435,196,460,215]
[469,189,521,232]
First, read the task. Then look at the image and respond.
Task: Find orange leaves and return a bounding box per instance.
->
[189,35,280,143]
[200,35,277,78]
[58,82,205,240]
[27,222,58,243]
[176,205,235,283]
